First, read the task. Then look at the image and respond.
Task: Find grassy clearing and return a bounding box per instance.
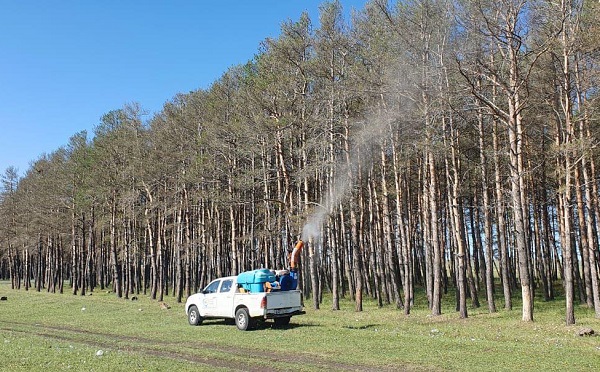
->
[1,281,599,371]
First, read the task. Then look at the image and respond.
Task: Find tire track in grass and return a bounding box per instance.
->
[1,321,410,371]
[0,324,276,372]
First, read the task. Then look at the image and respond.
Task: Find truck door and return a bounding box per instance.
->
[201,279,221,316]
[215,279,235,317]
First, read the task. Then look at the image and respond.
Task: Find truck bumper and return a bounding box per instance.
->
[264,310,305,319]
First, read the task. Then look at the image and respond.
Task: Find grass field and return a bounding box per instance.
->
[0,281,599,371]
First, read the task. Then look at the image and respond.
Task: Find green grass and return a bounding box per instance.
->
[1,282,599,371]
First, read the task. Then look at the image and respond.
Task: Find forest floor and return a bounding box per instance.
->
[1,281,599,371]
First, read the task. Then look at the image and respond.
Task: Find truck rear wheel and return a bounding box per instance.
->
[188,305,203,326]
[274,316,291,327]
[235,307,254,331]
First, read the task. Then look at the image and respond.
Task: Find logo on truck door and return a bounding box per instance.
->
[201,280,221,310]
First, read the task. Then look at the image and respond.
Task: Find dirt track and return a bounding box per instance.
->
[1,321,407,371]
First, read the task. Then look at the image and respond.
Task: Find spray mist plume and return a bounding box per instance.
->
[301,114,395,243]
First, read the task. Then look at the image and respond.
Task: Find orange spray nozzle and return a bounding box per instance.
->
[290,240,304,269]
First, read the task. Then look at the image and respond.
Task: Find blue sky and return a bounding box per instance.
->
[0,1,366,177]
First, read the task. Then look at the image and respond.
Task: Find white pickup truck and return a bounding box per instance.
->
[185,275,305,330]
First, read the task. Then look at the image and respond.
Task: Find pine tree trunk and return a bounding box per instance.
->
[574,52,600,316]
[71,206,78,295]
[493,117,512,310]
[380,148,402,309]
[329,219,340,310]
[429,150,442,316]
[110,199,122,298]
[508,105,533,322]
[478,107,497,313]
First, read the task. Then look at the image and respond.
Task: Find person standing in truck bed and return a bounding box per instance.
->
[278,269,293,291]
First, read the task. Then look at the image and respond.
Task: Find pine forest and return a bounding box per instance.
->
[1,0,600,325]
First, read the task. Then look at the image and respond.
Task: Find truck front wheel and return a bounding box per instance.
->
[235,307,254,331]
[188,305,203,326]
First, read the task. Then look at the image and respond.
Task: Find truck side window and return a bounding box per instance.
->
[220,279,233,293]
[204,280,220,294]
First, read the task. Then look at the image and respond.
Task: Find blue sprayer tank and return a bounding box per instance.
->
[237,269,276,293]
